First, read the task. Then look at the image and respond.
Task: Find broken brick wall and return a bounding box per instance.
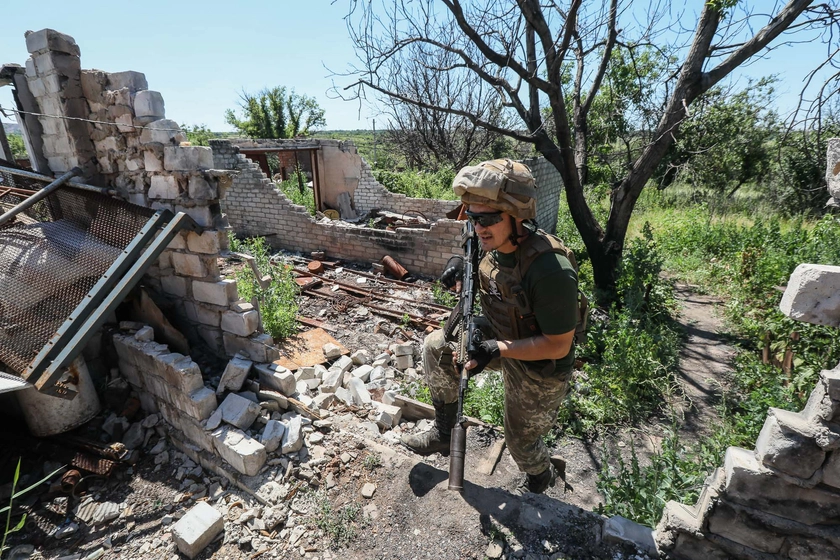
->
[14,29,267,360]
[211,139,464,277]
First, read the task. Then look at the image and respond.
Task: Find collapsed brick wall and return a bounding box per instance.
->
[211,139,463,277]
[353,160,461,220]
[15,29,267,361]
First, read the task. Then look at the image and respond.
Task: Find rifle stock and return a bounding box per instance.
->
[448,221,479,492]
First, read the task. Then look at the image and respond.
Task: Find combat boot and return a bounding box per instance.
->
[513,463,556,495]
[400,401,458,456]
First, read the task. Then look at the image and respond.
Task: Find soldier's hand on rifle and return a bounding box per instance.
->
[440,256,464,291]
[465,332,500,375]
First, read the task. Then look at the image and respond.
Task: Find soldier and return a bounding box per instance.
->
[401,159,578,494]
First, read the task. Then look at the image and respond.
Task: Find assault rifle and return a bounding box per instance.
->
[447,220,480,492]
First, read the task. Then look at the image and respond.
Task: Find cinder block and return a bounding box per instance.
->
[221,310,259,337]
[754,409,825,479]
[211,425,266,476]
[134,90,165,119]
[255,363,295,396]
[171,252,206,277]
[217,393,260,430]
[139,119,184,145]
[164,146,214,171]
[25,29,80,56]
[193,279,237,306]
[149,175,179,199]
[189,175,217,200]
[171,501,224,559]
[187,230,221,254]
[707,500,785,554]
[217,355,253,395]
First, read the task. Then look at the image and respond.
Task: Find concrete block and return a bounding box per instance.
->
[351,365,374,383]
[171,252,206,277]
[25,29,80,56]
[706,500,785,553]
[217,393,260,430]
[372,401,402,429]
[193,279,237,306]
[724,446,840,525]
[171,501,224,559]
[754,409,825,479]
[107,70,147,92]
[780,264,840,327]
[187,230,221,254]
[221,310,259,337]
[222,333,277,363]
[168,232,187,250]
[183,301,220,326]
[312,392,335,410]
[189,175,216,200]
[348,378,372,406]
[186,387,217,421]
[395,354,413,370]
[181,205,213,228]
[332,355,353,374]
[158,354,205,393]
[391,343,413,356]
[217,355,252,395]
[281,415,303,454]
[140,119,182,145]
[802,376,836,423]
[134,90,165,119]
[261,419,286,452]
[823,366,840,401]
[257,390,288,410]
[164,146,214,171]
[149,175,179,199]
[319,368,343,393]
[602,515,657,556]
[211,425,266,476]
[255,363,295,396]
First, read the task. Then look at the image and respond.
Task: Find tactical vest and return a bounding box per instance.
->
[478,231,580,341]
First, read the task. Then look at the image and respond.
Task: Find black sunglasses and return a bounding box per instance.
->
[465,210,504,227]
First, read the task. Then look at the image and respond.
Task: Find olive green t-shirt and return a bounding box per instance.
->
[493,248,578,374]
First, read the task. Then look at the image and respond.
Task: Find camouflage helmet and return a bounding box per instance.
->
[452,159,537,219]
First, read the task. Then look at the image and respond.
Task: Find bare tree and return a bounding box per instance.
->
[340,0,839,303]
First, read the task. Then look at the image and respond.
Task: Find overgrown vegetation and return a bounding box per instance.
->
[371,168,458,201]
[275,169,316,215]
[228,234,299,340]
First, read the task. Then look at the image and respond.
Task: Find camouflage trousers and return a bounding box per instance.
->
[422,329,571,475]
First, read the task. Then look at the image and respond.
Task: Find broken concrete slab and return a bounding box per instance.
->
[351,365,374,383]
[281,415,303,454]
[323,343,342,359]
[754,409,825,479]
[603,515,658,557]
[780,264,840,327]
[261,420,286,453]
[171,501,224,559]
[348,377,372,406]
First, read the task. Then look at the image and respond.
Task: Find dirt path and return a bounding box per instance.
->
[672,283,735,438]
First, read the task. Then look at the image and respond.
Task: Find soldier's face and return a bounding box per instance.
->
[468,203,516,253]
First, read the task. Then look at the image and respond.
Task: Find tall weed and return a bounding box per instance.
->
[229,235,299,340]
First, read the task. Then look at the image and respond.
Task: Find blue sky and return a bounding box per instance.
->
[0,1,835,132]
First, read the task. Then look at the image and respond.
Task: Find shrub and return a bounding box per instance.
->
[229,234,299,340]
[372,168,458,200]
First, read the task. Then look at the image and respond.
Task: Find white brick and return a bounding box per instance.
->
[164,146,214,171]
[217,355,253,395]
[211,426,266,476]
[187,230,221,254]
[221,310,259,336]
[134,90,165,119]
[255,363,296,396]
[149,175,179,199]
[171,502,224,559]
[171,252,206,277]
[193,280,237,306]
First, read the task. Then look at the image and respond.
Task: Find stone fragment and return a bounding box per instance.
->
[390,343,413,356]
[312,392,335,410]
[319,368,343,393]
[261,420,286,453]
[351,365,374,383]
[217,393,260,430]
[348,378,372,406]
[372,402,402,429]
[257,390,288,409]
[255,364,295,396]
[395,354,413,370]
[351,350,370,365]
[188,175,216,200]
[780,264,840,327]
[486,541,503,559]
[332,355,354,373]
[281,415,304,454]
[123,422,145,450]
[171,501,224,559]
[139,119,183,145]
[25,29,80,56]
[361,483,376,498]
[334,386,354,406]
[323,343,342,359]
[107,71,147,92]
[134,326,154,342]
[603,515,657,556]
[211,426,266,476]
[217,355,253,395]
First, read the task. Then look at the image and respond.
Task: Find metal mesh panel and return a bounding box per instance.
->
[0,186,155,375]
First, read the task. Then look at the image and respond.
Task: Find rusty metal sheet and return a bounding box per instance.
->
[273,327,348,371]
[71,453,117,476]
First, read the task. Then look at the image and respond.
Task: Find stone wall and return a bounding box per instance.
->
[15,29,268,361]
[212,139,464,277]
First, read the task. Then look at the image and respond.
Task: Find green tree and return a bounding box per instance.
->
[224,87,326,139]
[343,0,838,304]
[181,124,216,146]
[7,133,27,159]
